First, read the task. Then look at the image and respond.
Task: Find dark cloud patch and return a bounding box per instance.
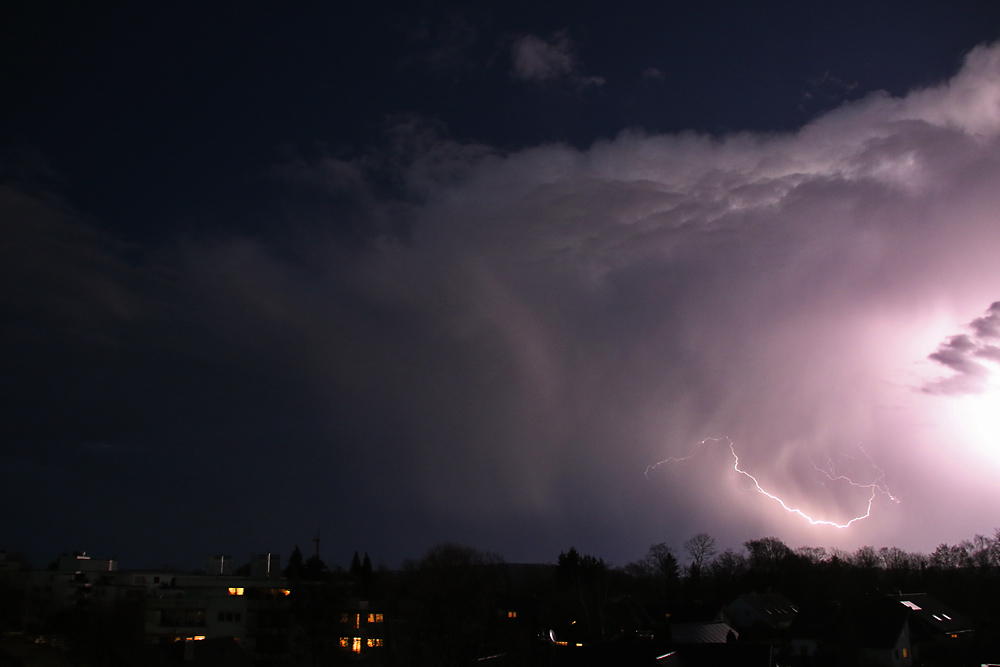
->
[926,302,1000,395]
[970,301,1000,338]
[509,31,605,89]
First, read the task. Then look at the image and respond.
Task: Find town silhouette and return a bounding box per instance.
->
[3,531,1000,665]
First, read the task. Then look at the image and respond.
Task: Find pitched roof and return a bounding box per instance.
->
[726,592,798,628]
[656,643,773,667]
[889,593,973,636]
[670,622,737,644]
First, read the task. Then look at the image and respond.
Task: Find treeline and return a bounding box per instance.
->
[615,530,1000,619]
[282,530,1000,663]
[5,529,1000,665]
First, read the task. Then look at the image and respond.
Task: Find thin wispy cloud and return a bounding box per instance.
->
[509,31,605,88]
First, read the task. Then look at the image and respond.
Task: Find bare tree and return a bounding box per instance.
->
[744,537,791,575]
[878,546,910,572]
[852,545,879,569]
[965,534,993,570]
[683,533,717,574]
[710,548,747,581]
[794,546,829,565]
[930,543,970,569]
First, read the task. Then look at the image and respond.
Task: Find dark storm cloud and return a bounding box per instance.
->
[970,301,1000,338]
[9,40,1000,565]
[0,187,130,323]
[177,42,1000,553]
[926,302,1000,395]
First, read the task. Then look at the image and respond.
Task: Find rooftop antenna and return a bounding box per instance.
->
[312,530,321,559]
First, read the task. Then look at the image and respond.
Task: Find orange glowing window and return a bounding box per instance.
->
[339,637,349,648]
[902,648,909,658]
[352,637,361,653]
[227,587,244,596]
[368,613,384,623]
[367,638,383,648]
[507,611,517,618]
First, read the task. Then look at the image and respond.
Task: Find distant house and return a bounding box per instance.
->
[719,592,798,633]
[142,553,291,660]
[888,593,974,665]
[847,602,913,667]
[23,552,120,625]
[889,593,973,643]
[808,594,968,667]
[336,599,388,657]
[785,603,838,662]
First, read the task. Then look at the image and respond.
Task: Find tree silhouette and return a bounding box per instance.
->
[285,545,305,580]
[683,533,717,576]
[557,547,611,642]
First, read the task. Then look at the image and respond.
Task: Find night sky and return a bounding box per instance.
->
[5,1,1000,571]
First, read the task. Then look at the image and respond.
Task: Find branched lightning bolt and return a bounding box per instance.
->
[647,437,898,528]
[811,446,898,504]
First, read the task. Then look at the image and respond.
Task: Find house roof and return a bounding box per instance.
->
[725,592,798,628]
[670,622,737,644]
[889,593,973,636]
[657,643,773,667]
[734,593,797,613]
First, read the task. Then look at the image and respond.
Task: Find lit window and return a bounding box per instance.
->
[352,637,362,653]
[280,589,290,596]
[228,587,244,596]
[367,638,383,648]
[192,636,205,641]
[507,611,517,618]
[339,638,349,648]
[902,648,909,658]
[355,614,360,629]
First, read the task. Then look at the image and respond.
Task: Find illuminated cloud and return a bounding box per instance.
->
[926,302,1000,395]
[8,38,1000,563]
[320,41,1000,548]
